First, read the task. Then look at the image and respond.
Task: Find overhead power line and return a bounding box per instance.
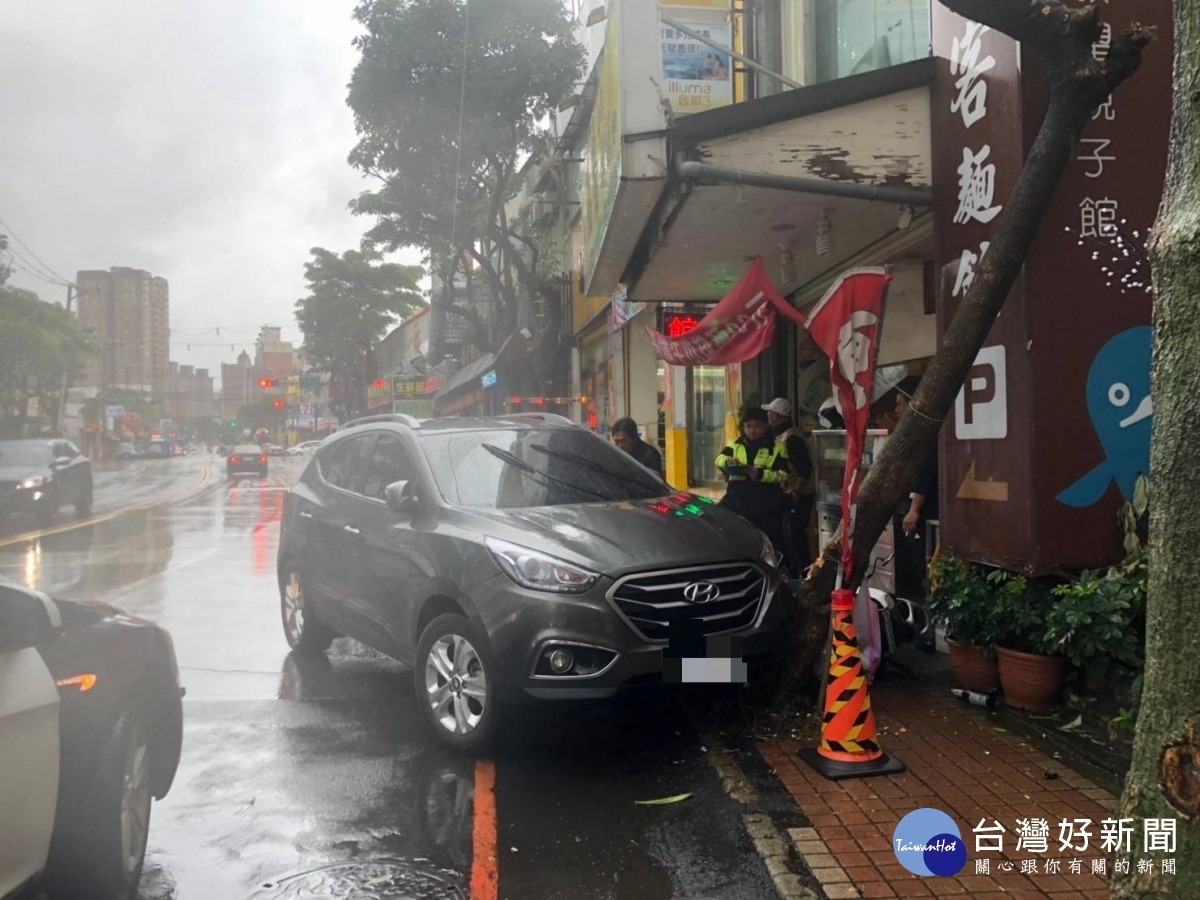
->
[0,213,72,284]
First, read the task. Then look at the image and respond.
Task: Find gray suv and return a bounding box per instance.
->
[276,414,783,751]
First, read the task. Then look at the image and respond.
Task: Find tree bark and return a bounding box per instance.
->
[1112,2,1200,895]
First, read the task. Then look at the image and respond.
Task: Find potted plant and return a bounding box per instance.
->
[991,573,1067,712]
[1045,553,1146,690]
[925,554,1004,693]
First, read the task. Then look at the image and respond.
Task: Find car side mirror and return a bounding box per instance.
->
[0,589,56,652]
[53,456,72,469]
[384,480,421,514]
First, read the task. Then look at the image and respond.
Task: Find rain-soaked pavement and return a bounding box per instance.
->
[0,453,784,899]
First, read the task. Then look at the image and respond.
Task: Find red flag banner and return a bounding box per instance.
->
[645,258,807,365]
[803,268,893,581]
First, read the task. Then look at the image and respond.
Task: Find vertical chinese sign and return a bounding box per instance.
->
[935,1,1172,573]
[1021,0,1171,569]
[932,11,1033,570]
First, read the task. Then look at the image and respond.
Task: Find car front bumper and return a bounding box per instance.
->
[467,568,785,701]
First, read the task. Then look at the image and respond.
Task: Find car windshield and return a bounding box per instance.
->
[0,442,51,467]
[232,445,261,455]
[419,428,669,509]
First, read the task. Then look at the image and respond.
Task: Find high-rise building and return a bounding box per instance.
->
[167,362,215,423]
[75,267,170,402]
[219,350,253,422]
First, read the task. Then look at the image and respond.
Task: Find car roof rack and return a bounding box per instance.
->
[496,413,580,427]
[337,413,424,431]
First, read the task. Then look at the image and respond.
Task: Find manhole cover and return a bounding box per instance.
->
[246,859,465,899]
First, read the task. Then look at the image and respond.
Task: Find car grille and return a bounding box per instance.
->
[608,563,767,644]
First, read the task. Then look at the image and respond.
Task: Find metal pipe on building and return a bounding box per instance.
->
[674,158,934,208]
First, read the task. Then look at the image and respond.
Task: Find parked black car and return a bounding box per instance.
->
[0,439,93,526]
[226,444,268,480]
[0,577,184,900]
[276,414,783,752]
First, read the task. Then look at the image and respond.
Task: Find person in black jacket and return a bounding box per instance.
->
[764,398,815,577]
[611,417,664,480]
[716,407,791,554]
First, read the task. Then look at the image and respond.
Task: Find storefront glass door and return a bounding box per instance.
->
[689,365,727,487]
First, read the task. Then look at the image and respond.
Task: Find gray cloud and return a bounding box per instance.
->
[1,0,417,383]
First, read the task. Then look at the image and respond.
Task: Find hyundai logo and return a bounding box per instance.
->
[682,581,721,604]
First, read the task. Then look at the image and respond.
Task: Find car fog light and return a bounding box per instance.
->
[548,649,575,674]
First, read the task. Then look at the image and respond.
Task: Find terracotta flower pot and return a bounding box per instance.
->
[996,645,1067,712]
[947,639,1000,694]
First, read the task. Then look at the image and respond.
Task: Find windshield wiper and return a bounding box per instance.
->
[529,445,664,493]
[480,443,608,501]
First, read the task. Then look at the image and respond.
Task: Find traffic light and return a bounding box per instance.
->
[272,399,286,409]
[258,378,276,389]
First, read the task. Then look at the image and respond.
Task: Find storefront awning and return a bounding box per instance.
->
[432,333,528,405]
[626,59,936,304]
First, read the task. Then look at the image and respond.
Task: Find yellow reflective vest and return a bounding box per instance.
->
[716,438,790,485]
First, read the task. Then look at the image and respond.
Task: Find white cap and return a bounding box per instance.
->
[763,398,792,416]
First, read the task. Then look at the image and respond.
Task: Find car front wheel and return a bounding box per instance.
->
[414,614,501,753]
[43,705,153,900]
[280,566,334,654]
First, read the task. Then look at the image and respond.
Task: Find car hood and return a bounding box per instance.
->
[453,495,765,575]
[0,465,46,483]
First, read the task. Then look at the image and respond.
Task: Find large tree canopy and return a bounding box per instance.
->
[346,0,584,371]
[294,246,424,420]
[0,268,96,438]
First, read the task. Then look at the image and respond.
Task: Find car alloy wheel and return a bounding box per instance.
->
[425,633,488,736]
[280,567,334,654]
[119,718,153,879]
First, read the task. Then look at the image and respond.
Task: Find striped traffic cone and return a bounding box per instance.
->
[798,588,905,780]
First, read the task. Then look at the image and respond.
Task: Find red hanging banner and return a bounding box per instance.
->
[645,258,806,365]
[803,268,892,580]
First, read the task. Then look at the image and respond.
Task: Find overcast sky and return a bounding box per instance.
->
[1,0,420,387]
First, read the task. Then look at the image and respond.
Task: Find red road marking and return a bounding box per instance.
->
[471,759,499,899]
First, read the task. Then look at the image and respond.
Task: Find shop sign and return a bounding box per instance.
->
[394,377,427,395]
[581,7,623,294]
[394,399,436,418]
[660,20,732,114]
[367,378,393,402]
[480,370,498,389]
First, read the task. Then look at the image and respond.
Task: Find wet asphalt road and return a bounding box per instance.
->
[0,454,783,900]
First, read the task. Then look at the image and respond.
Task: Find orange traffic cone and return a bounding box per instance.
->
[799,588,905,780]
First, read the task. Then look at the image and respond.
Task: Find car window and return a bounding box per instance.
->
[0,442,52,467]
[232,445,261,455]
[419,428,668,509]
[318,435,374,495]
[363,434,417,500]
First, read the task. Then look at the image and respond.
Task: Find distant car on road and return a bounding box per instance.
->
[265,444,286,457]
[227,444,268,480]
[146,439,171,459]
[0,439,93,526]
[117,442,139,460]
[286,440,321,457]
[276,414,784,752]
[0,577,184,900]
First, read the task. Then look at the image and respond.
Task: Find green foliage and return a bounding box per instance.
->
[925,553,1006,647]
[294,247,424,418]
[1045,555,1147,670]
[347,0,584,366]
[0,281,97,436]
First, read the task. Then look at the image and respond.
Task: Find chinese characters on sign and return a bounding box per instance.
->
[949,21,1000,299]
[660,23,733,113]
[1076,17,1120,230]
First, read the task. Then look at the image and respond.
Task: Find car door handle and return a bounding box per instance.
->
[299,511,313,520]
[343,525,361,535]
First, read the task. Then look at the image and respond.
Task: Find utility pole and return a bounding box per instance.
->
[56,283,74,436]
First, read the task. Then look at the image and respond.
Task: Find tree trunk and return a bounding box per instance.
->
[1111,2,1200,895]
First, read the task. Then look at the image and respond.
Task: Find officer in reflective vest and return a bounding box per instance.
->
[715,406,791,555]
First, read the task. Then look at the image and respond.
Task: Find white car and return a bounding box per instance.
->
[286,440,321,457]
[0,579,183,900]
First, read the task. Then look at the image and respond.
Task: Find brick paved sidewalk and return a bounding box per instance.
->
[759,681,1121,899]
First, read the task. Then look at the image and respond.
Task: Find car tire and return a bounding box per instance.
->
[76,481,94,517]
[42,704,153,900]
[280,566,335,655]
[37,486,58,527]
[414,614,501,754]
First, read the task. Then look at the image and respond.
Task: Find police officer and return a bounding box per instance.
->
[716,406,791,555]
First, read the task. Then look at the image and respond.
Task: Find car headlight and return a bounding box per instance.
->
[486,538,599,594]
[19,475,46,489]
[761,532,781,568]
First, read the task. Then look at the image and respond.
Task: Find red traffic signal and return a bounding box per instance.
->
[272,399,286,409]
[258,378,276,388]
